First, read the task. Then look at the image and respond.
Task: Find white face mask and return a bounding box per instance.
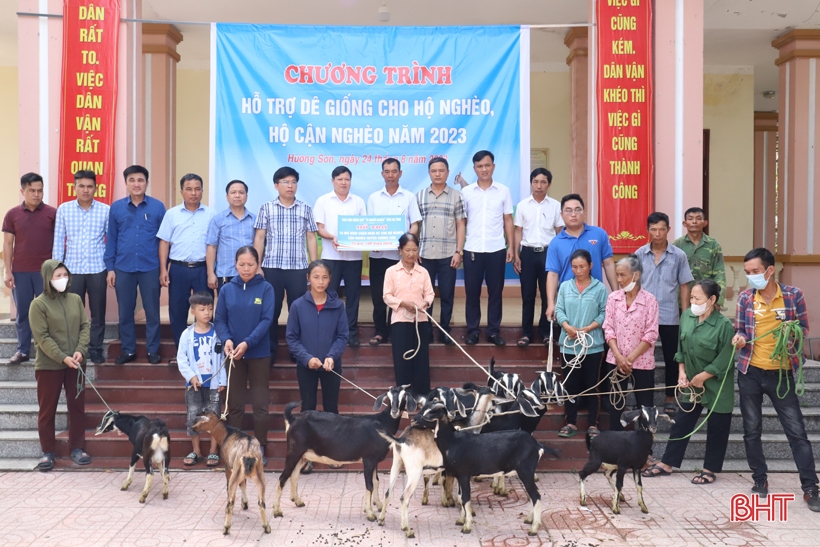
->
[746,270,771,290]
[691,301,711,316]
[622,274,638,293]
[51,277,69,293]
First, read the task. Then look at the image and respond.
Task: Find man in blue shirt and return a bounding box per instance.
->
[158,174,215,352]
[206,180,256,290]
[545,194,618,321]
[105,165,166,365]
[52,170,109,364]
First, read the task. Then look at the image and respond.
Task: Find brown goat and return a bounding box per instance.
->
[189,411,271,535]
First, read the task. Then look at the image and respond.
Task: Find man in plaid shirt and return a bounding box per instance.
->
[732,247,820,510]
[52,170,109,364]
[253,167,318,364]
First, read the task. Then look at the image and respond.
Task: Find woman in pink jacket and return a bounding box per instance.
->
[602,254,659,431]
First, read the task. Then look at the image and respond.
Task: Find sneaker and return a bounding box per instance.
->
[88,350,105,364]
[147,353,162,364]
[114,353,137,365]
[752,478,769,496]
[804,489,820,512]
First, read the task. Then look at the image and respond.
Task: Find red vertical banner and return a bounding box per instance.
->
[596,0,653,253]
[58,0,120,205]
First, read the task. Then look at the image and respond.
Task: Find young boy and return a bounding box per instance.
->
[672,207,727,308]
[177,291,227,467]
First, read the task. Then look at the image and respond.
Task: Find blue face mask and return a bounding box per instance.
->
[746,270,771,290]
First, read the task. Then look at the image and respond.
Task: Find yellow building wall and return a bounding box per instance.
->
[176,69,211,205]
[0,67,20,216]
[703,72,755,257]
[530,71,571,200]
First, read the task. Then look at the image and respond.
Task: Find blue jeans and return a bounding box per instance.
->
[738,365,819,492]
[12,271,43,354]
[115,268,161,355]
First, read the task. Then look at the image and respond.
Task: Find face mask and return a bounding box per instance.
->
[622,274,637,293]
[691,301,711,316]
[746,270,770,290]
[51,277,68,293]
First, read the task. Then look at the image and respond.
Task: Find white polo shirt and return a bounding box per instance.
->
[514,194,564,248]
[367,186,422,260]
[462,181,513,253]
[314,191,367,261]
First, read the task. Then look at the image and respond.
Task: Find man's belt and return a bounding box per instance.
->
[170,259,206,268]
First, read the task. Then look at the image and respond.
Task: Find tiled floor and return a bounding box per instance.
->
[1,469,816,546]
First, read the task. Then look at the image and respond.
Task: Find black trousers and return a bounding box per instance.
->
[217,276,233,290]
[658,325,679,397]
[296,365,341,414]
[562,351,604,427]
[263,267,307,358]
[69,271,107,352]
[391,321,431,396]
[661,401,732,472]
[519,246,549,340]
[225,356,270,448]
[463,248,506,338]
[325,259,362,338]
[420,257,457,336]
[169,263,212,348]
[369,257,397,340]
[602,362,655,431]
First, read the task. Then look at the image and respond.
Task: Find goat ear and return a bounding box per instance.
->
[660,413,675,425]
[373,394,387,411]
[456,398,467,418]
[518,398,539,418]
[405,393,418,412]
[620,410,641,427]
[531,378,543,397]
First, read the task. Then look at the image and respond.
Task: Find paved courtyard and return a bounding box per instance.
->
[0,469,816,546]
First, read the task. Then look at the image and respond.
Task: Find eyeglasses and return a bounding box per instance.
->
[563,208,584,215]
[278,179,298,186]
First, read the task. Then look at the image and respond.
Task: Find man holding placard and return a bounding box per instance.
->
[254,167,319,364]
[416,158,466,344]
[462,150,514,347]
[314,166,367,348]
[366,158,421,347]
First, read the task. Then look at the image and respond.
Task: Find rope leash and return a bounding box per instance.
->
[328,368,379,401]
[402,306,423,361]
[75,362,114,413]
[220,355,234,420]
[547,320,554,373]
[559,329,594,385]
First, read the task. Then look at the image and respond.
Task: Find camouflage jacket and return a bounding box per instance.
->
[672,233,726,307]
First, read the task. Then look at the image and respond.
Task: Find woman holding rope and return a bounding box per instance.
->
[602,254,659,431]
[555,249,607,439]
[383,232,434,397]
[642,279,734,483]
[214,246,274,464]
[286,260,348,473]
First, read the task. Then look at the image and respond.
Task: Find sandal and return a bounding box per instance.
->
[587,426,601,439]
[557,425,577,438]
[70,448,92,465]
[183,452,201,466]
[542,336,551,346]
[691,471,716,485]
[37,452,55,472]
[517,336,531,347]
[664,402,678,417]
[641,464,672,478]
[301,461,314,474]
[328,464,343,469]
[206,453,220,467]
[369,335,385,346]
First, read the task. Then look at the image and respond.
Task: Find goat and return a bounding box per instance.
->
[95,410,171,504]
[488,357,523,401]
[189,411,270,535]
[579,406,673,514]
[531,371,568,405]
[412,401,558,536]
[376,388,512,536]
[273,385,417,522]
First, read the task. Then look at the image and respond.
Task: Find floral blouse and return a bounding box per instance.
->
[602,287,660,370]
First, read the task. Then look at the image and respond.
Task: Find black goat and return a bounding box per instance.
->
[531,371,568,405]
[413,401,558,536]
[273,385,417,521]
[95,410,171,503]
[488,357,523,401]
[579,406,673,514]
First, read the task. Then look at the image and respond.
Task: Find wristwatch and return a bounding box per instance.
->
[457,250,463,256]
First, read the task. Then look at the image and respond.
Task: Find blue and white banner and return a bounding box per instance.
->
[209,24,530,214]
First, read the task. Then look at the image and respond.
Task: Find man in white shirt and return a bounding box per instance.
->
[314,166,367,347]
[366,158,421,346]
[513,168,564,347]
[461,150,514,346]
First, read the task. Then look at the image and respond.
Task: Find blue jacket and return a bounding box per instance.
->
[286,290,349,370]
[176,322,227,389]
[215,274,274,359]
